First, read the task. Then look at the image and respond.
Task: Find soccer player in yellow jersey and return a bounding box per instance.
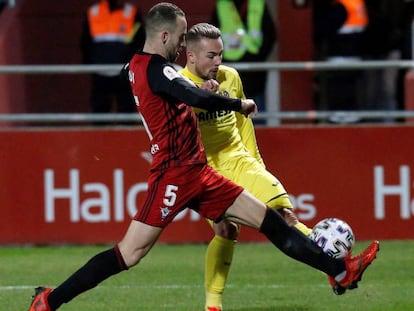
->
[180,23,313,311]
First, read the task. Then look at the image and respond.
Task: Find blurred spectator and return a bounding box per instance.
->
[210,0,276,124]
[81,0,145,121]
[394,0,414,117]
[313,0,368,123]
[0,0,6,13]
[362,0,408,123]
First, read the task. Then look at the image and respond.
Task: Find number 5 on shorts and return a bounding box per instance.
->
[163,185,178,207]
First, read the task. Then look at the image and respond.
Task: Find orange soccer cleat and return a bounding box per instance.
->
[28,287,52,311]
[329,240,380,295]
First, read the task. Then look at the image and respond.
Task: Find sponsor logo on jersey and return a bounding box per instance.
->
[197,110,232,121]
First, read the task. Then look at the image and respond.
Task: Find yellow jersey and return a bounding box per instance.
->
[180,65,264,169]
[180,65,291,210]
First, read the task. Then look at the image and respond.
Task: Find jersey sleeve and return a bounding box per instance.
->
[236,112,265,167]
[147,56,242,112]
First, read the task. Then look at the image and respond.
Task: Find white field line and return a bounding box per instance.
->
[0,283,328,291]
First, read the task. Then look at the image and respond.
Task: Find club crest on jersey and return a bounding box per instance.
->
[163,66,180,81]
[219,90,230,98]
[160,206,171,221]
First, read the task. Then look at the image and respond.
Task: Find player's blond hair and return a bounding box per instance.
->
[186,23,222,49]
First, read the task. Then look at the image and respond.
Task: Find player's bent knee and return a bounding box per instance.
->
[225,190,267,229]
[118,220,162,267]
[118,242,151,268]
[214,220,240,240]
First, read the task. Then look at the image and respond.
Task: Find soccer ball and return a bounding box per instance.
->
[309,218,355,259]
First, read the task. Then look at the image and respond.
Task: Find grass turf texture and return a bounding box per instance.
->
[1,240,411,310]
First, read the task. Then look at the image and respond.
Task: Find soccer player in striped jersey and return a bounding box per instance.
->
[28,4,379,311]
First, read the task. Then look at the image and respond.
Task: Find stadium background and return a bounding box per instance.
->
[1,1,413,244]
[0,0,313,115]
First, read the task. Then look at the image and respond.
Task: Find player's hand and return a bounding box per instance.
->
[277,208,299,227]
[201,79,219,93]
[240,99,257,117]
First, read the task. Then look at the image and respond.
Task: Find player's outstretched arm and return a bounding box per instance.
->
[148,59,242,112]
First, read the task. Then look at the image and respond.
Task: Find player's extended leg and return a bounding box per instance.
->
[276,207,312,235]
[204,220,239,311]
[266,183,312,236]
[224,190,379,291]
[29,220,163,311]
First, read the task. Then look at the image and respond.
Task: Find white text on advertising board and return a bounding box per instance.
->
[374,165,414,219]
[44,169,317,223]
[44,169,146,222]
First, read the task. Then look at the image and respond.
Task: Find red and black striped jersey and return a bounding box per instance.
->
[128,52,242,172]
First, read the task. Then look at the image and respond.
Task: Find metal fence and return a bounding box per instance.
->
[0,60,413,124]
[2,60,414,74]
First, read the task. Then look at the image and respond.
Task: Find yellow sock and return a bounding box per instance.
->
[295,222,312,236]
[205,235,235,310]
[268,202,312,236]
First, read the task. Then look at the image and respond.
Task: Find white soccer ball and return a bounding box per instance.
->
[309,218,355,259]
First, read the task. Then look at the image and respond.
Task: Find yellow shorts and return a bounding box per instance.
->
[211,153,292,210]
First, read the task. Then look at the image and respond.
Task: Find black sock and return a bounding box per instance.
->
[260,208,345,277]
[48,245,128,310]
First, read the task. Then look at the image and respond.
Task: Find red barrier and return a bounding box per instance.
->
[1,125,413,244]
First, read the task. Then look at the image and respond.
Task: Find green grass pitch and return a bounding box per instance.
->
[1,240,412,310]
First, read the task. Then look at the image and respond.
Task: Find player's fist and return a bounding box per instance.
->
[240,99,257,117]
[201,79,219,93]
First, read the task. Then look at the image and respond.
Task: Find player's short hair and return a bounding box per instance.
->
[186,23,222,46]
[145,2,185,37]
